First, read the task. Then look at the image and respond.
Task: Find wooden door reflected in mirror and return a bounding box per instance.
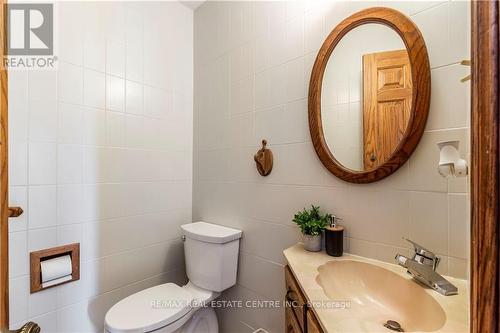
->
[363,49,412,170]
[309,7,430,183]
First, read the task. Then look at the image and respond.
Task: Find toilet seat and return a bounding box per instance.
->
[105,283,193,333]
[105,282,220,333]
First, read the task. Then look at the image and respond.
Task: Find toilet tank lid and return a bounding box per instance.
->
[181,222,242,244]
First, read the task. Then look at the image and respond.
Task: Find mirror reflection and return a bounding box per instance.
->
[321,24,412,171]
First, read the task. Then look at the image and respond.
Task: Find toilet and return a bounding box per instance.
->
[104,222,242,333]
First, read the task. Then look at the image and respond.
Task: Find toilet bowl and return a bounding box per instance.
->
[104,222,242,333]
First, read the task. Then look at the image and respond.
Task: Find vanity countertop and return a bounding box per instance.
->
[284,244,469,333]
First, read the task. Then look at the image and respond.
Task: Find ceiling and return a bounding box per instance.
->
[180,1,206,11]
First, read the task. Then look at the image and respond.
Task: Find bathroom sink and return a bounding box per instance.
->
[283,244,468,333]
[316,260,446,332]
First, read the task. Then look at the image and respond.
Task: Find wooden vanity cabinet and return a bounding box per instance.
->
[285,266,324,333]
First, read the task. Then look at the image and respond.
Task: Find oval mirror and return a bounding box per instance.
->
[309,8,430,183]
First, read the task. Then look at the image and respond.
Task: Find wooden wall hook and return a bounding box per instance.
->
[254,139,273,176]
[8,206,23,218]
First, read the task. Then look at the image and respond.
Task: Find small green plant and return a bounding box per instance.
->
[292,205,331,236]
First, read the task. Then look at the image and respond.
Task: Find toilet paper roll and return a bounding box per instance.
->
[42,275,72,288]
[40,254,72,287]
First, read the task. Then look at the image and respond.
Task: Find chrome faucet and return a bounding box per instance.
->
[395,238,458,296]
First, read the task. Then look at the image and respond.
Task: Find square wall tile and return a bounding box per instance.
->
[83,107,106,145]
[57,185,83,225]
[285,15,304,62]
[126,42,143,83]
[57,144,84,184]
[9,93,29,142]
[427,64,469,130]
[448,0,469,64]
[9,70,28,108]
[347,189,409,248]
[28,142,57,185]
[28,71,57,102]
[126,80,143,115]
[229,77,253,116]
[237,253,285,302]
[9,276,29,325]
[56,300,86,332]
[8,231,28,278]
[144,86,171,119]
[28,99,58,142]
[304,9,326,55]
[28,227,57,252]
[125,114,144,148]
[58,62,83,105]
[230,113,254,147]
[409,191,448,255]
[285,56,305,102]
[9,141,28,186]
[81,183,128,221]
[106,40,126,77]
[348,238,407,264]
[448,194,468,259]
[230,42,255,83]
[57,223,84,247]
[106,111,126,147]
[411,3,449,68]
[84,31,106,72]
[82,147,106,184]
[84,69,106,109]
[254,106,285,145]
[106,76,125,112]
[28,311,57,333]
[448,257,467,280]
[58,103,84,144]
[28,286,57,318]
[28,185,57,229]
[58,2,84,65]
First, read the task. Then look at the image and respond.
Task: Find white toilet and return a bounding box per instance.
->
[104,222,242,333]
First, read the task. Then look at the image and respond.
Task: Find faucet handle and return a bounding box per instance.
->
[404,238,440,270]
[404,238,437,260]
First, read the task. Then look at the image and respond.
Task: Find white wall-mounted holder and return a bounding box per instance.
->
[437,140,468,178]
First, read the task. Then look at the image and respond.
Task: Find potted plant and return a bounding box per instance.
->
[293,205,331,252]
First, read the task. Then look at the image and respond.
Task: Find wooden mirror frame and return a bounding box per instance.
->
[308,7,431,184]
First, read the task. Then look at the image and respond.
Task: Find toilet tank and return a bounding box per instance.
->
[181,222,242,292]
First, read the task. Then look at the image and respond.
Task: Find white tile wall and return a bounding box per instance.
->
[8,1,193,332]
[193,1,470,332]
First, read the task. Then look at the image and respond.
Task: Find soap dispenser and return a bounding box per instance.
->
[325,215,344,257]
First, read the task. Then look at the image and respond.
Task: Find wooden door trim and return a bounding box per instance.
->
[0,0,7,328]
[470,1,499,333]
[308,7,431,183]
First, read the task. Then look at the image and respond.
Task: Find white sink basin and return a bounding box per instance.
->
[316,260,446,332]
[284,244,468,333]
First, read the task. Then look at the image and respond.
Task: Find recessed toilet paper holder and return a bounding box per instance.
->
[29,243,80,293]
